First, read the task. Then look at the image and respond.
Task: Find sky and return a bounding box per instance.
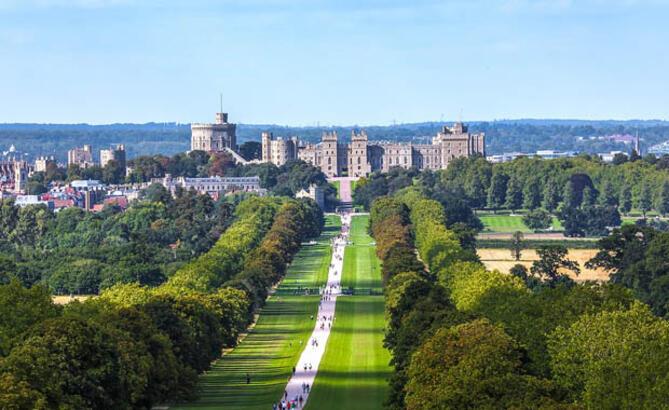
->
[0,0,668,125]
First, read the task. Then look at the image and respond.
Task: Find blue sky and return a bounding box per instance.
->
[1,0,668,125]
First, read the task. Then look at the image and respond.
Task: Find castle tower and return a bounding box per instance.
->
[191,112,237,152]
[261,132,272,162]
[433,122,485,169]
[321,131,339,177]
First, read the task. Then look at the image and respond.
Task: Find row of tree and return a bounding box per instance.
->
[371,188,669,409]
[0,195,323,408]
[443,154,669,217]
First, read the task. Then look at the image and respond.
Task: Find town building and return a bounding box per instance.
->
[0,158,34,193]
[599,151,627,163]
[100,144,126,169]
[13,161,30,193]
[263,122,485,177]
[191,112,237,152]
[68,144,95,168]
[15,195,53,209]
[535,150,577,160]
[486,152,524,163]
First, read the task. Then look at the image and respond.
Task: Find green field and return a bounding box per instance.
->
[479,213,563,233]
[341,215,381,292]
[172,216,341,410]
[306,215,391,410]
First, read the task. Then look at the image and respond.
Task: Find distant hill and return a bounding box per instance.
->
[1,119,668,163]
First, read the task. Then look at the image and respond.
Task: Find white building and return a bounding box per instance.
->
[599,151,626,163]
[70,180,105,190]
[486,152,525,163]
[15,195,53,209]
[154,175,263,196]
[535,150,577,160]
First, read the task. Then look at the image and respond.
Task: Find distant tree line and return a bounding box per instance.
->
[5,120,669,163]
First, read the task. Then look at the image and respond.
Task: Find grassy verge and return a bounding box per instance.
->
[306,215,390,410]
[172,216,341,410]
[331,181,341,200]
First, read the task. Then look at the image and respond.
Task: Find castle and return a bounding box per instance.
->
[261,122,485,177]
[190,111,485,177]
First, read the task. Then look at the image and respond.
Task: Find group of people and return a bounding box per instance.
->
[274,391,305,409]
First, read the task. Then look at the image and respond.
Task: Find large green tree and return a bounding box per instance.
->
[548,303,669,409]
[405,319,563,409]
[531,245,580,285]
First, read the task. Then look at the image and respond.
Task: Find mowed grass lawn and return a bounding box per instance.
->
[307,215,391,410]
[479,213,563,233]
[172,216,341,410]
[342,215,381,292]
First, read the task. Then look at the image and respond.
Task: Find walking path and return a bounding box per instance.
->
[328,177,356,204]
[277,212,350,409]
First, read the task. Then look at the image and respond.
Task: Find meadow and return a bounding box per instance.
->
[477,248,609,282]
